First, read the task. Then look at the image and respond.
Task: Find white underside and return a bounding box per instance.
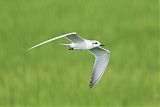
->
[69,40,95,50]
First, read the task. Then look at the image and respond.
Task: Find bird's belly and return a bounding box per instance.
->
[72,43,90,50]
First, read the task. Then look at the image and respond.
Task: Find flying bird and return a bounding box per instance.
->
[27,32,110,88]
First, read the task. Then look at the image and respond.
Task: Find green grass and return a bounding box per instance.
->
[0,0,159,106]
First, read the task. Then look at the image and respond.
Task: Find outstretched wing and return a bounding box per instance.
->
[65,32,85,43]
[88,47,110,88]
[27,32,85,51]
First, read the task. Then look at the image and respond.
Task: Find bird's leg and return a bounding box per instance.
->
[69,48,74,50]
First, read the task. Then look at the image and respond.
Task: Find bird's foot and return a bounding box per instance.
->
[69,48,73,50]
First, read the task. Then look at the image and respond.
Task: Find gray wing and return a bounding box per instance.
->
[88,47,110,88]
[65,32,85,43]
[27,32,84,51]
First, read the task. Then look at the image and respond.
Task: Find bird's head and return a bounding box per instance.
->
[91,40,105,48]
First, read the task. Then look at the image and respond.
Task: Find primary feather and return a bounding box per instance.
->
[27,32,84,51]
[89,47,110,88]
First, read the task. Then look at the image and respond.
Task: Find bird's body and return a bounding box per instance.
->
[27,32,110,88]
[65,40,99,50]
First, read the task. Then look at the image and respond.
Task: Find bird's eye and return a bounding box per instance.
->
[95,42,98,44]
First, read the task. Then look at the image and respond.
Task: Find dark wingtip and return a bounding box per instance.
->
[89,82,94,88]
[89,84,92,88]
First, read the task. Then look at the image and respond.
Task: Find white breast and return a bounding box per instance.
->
[71,40,92,50]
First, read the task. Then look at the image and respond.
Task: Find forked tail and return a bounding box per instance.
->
[61,44,72,49]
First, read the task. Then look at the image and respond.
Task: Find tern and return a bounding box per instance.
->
[27,32,110,88]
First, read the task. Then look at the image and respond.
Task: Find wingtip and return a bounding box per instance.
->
[89,85,93,88]
[26,46,35,52]
[26,48,31,52]
[89,82,94,88]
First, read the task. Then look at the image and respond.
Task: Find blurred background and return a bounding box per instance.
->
[0,0,159,106]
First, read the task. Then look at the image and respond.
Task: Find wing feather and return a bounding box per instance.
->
[27,32,84,51]
[65,33,85,43]
[89,47,110,88]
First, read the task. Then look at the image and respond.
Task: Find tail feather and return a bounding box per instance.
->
[61,44,70,46]
[60,44,71,49]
